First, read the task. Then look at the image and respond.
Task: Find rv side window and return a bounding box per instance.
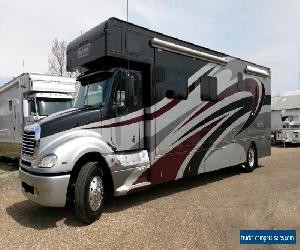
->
[8,100,13,111]
[200,76,218,101]
[165,70,188,100]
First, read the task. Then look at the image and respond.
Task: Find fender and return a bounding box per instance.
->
[36,129,114,173]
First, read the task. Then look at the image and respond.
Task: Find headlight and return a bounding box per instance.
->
[38,155,57,168]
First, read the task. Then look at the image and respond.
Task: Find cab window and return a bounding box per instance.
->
[113,71,142,112]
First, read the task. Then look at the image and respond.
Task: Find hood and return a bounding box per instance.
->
[39,107,101,138]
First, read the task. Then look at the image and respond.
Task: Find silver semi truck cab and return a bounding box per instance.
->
[0,73,75,158]
[19,68,151,222]
[19,18,271,224]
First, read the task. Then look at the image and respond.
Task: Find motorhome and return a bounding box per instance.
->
[275,117,300,144]
[0,73,76,158]
[19,18,271,224]
[271,94,300,132]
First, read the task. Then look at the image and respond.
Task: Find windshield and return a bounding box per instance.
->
[74,72,112,109]
[36,98,73,116]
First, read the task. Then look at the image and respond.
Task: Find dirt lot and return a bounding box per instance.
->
[0,147,299,249]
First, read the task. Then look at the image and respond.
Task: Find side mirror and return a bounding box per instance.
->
[125,75,135,105]
[112,105,118,116]
[154,67,165,83]
[23,99,29,118]
[112,104,127,117]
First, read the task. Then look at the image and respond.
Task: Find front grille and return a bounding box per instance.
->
[22,131,36,157]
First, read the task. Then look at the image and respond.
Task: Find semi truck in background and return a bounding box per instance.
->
[19,18,271,224]
[0,73,76,158]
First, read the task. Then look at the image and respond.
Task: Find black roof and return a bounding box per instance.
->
[67,17,270,71]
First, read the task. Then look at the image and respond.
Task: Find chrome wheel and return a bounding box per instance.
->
[248,147,255,168]
[88,176,103,212]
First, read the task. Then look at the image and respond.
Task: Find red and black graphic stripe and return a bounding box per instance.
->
[178,78,262,131]
[98,115,145,128]
[183,96,254,177]
[148,116,226,185]
[174,96,254,144]
[235,81,265,135]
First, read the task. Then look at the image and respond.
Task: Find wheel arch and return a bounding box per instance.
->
[67,152,114,201]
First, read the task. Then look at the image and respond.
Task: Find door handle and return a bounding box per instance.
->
[132,135,136,143]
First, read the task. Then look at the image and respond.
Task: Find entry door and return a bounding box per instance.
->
[111,71,144,151]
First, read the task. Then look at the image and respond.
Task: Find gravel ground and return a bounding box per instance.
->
[0,147,299,249]
[0,158,18,178]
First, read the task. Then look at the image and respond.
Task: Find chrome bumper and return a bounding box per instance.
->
[19,168,70,207]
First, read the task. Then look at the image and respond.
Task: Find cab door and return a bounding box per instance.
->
[111,70,144,151]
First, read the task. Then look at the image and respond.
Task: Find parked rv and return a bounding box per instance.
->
[275,120,300,144]
[19,18,271,224]
[271,94,300,133]
[0,73,76,158]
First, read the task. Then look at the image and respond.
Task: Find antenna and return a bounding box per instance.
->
[126,0,129,75]
[127,0,128,23]
[22,60,25,73]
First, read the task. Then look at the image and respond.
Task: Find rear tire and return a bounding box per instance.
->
[243,144,257,172]
[74,162,105,224]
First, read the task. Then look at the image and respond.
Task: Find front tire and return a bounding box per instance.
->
[75,162,105,224]
[244,145,257,172]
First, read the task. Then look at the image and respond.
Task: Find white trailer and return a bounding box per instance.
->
[0,73,76,158]
[275,118,300,144]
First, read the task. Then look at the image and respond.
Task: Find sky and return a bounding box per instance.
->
[1,0,300,95]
